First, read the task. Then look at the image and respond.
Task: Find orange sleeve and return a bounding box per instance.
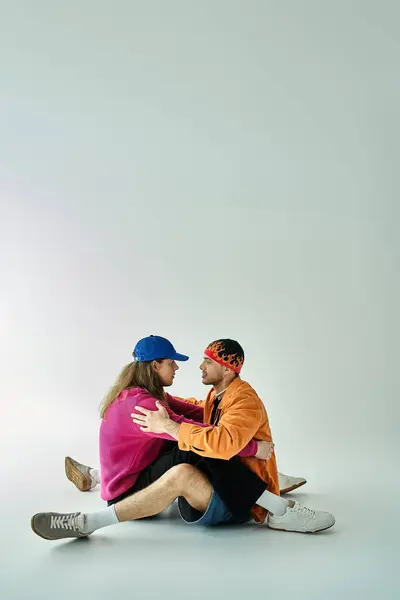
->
[178,393,262,460]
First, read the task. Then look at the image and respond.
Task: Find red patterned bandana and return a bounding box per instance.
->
[204,339,244,374]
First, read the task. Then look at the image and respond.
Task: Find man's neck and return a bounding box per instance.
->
[213,381,230,396]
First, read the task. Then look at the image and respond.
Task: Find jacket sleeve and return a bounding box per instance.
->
[177,393,263,460]
[168,394,258,457]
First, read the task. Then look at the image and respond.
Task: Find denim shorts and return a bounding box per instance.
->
[178,489,251,526]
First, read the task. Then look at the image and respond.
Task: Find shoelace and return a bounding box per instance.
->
[292,504,316,519]
[50,513,82,530]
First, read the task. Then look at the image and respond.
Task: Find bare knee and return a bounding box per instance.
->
[165,464,199,492]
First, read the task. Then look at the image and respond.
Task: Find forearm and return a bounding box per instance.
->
[136,401,260,459]
[173,395,204,407]
[167,395,204,420]
[237,439,258,457]
[166,406,209,430]
[178,417,261,460]
[164,420,180,440]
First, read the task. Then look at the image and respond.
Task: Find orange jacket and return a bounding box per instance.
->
[176,376,279,523]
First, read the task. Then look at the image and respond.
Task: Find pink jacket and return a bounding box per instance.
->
[99,387,257,501]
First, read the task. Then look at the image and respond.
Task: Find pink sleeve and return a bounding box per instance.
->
[166,408,209,428]
[130,391,208,442]
[237,439,258,457]
[166,395,204,422]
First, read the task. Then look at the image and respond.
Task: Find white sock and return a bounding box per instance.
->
[89,468,100,486]
[256,489,294,516]
[82,505,119,534]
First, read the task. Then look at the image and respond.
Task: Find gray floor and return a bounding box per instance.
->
[1,436,398,600]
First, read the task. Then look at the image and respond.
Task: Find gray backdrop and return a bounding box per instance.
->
[1,1,399,599]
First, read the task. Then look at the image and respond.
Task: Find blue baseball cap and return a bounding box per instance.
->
[133,335,189,362]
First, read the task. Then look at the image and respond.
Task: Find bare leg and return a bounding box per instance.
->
[115,464,212,522]
[31,464,212,540]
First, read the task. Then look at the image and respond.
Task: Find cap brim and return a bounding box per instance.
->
[173,352,189,362]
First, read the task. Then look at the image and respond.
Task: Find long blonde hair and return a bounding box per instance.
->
[100,359,165,418]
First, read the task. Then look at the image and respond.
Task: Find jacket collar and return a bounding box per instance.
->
[210,375,243,401]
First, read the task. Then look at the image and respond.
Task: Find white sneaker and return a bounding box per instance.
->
[278,472,307,494]
[267,501,335,533]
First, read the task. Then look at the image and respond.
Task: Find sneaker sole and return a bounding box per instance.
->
[65,456,91,492]
[267,520,335,534]
[279,480,307,495]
